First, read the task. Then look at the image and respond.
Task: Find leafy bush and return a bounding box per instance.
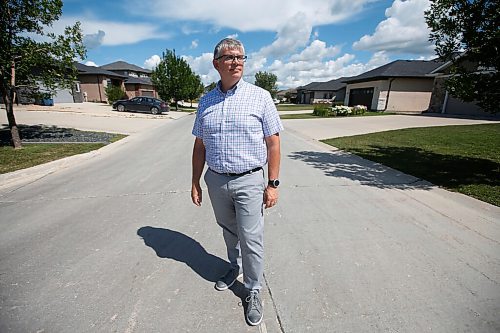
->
[313,103,331,117]
[105,85,127,104]
[352,105,367,115]
[331,105,352,116]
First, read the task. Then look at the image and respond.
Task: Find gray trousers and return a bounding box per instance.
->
[204,168,265,291]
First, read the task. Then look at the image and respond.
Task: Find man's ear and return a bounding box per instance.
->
[213,59,219,71]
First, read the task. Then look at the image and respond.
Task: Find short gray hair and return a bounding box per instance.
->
[213,38,245,59]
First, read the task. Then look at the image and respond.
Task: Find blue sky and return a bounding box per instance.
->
[56,0,436,89]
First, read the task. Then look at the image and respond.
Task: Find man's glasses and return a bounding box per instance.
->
[215,54,248,63]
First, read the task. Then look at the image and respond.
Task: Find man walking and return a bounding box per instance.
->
[191,38,283,326]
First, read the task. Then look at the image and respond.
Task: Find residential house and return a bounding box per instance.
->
[427,57,497,117]
[296,82,320,104]
[100,61,157,98]
[342,60,444,112]
[276,88,297,103]
[296,77,349,104]
[76,62,127,103]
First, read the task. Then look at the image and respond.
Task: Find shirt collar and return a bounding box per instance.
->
[216,79,245,96]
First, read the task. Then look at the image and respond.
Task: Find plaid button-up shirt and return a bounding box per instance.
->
[192,79,284,174]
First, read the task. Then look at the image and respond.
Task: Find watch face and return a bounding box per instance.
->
[269,179,280,187]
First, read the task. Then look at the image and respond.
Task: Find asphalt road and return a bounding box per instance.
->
[1,113,499,332]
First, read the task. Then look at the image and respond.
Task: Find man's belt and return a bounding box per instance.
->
[210,167,262,177]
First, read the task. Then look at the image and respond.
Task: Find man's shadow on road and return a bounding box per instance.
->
[137,226,247,299]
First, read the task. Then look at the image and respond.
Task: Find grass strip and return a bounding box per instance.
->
[280,111,395,119]
[0,143,106,174]
[277,105,314,111]
[322,123,500,206]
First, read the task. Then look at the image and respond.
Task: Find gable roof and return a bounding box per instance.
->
[297,82,322,90]
[343,59,444,83]
[297,77,353,92]
[100,61,152,74]
[75,62,127,79]
[312,77,352,91]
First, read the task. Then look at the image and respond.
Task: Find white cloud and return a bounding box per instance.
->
[85,60,98,67]
[183,38,391,89]
[226,34,239,39]
[353,0,434,55]
[181,25,202,35]
[51,17,170,46]
[154,1,402,89]
[83,30,105,49]
[144,55,161,69]
[258,12,313,58]
[190,40,199,49]
[184,53,220,85]
[130,0,372,31]
[289,40,341,62]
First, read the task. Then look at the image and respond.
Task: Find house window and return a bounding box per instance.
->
[75,82,81,92]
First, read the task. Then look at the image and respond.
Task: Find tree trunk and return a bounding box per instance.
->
[2,91,22,149]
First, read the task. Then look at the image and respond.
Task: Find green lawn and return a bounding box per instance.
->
[322,123,500,206]
[0,127,126,174]
[277,104,314,111]
[0,143,107,174]
[280,111,395,119]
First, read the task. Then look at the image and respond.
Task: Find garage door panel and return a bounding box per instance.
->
[348,88,374,109]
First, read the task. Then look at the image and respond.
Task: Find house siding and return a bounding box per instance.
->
[386,78,434,112]
[125,84,157,99]
[80,75,108,103]
[346,78,434,112]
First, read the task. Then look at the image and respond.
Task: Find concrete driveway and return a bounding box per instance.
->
[281,112,500,140]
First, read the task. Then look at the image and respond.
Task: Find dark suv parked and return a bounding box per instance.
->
[112,97,169,114]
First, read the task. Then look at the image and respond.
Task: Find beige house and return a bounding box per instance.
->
[343,60,444,113]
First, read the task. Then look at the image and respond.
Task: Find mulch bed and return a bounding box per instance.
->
[0,124,120,146]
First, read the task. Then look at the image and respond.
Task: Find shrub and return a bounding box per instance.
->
[352,105,367,115]
[331,105,352,116]
[313,103,332,117]
[105,85,127,104]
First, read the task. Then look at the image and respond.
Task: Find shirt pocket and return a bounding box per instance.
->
[231,115,262,135]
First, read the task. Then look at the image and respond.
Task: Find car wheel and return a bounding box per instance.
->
[151,107,159,115]
[117,104,125,112]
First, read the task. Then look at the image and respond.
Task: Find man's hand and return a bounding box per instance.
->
[264,186,279,209]
[191,182,202,206]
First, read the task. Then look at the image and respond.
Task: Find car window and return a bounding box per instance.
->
[130,97,139,102]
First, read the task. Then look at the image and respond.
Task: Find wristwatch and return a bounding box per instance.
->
[268,179,280,188]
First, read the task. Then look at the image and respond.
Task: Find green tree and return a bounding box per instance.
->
[425,0,499,113]
[151,49,194,110]
[186,74,204,107]
[254,71,278,98]
[0,0,86,148]
[205,82,217,93]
